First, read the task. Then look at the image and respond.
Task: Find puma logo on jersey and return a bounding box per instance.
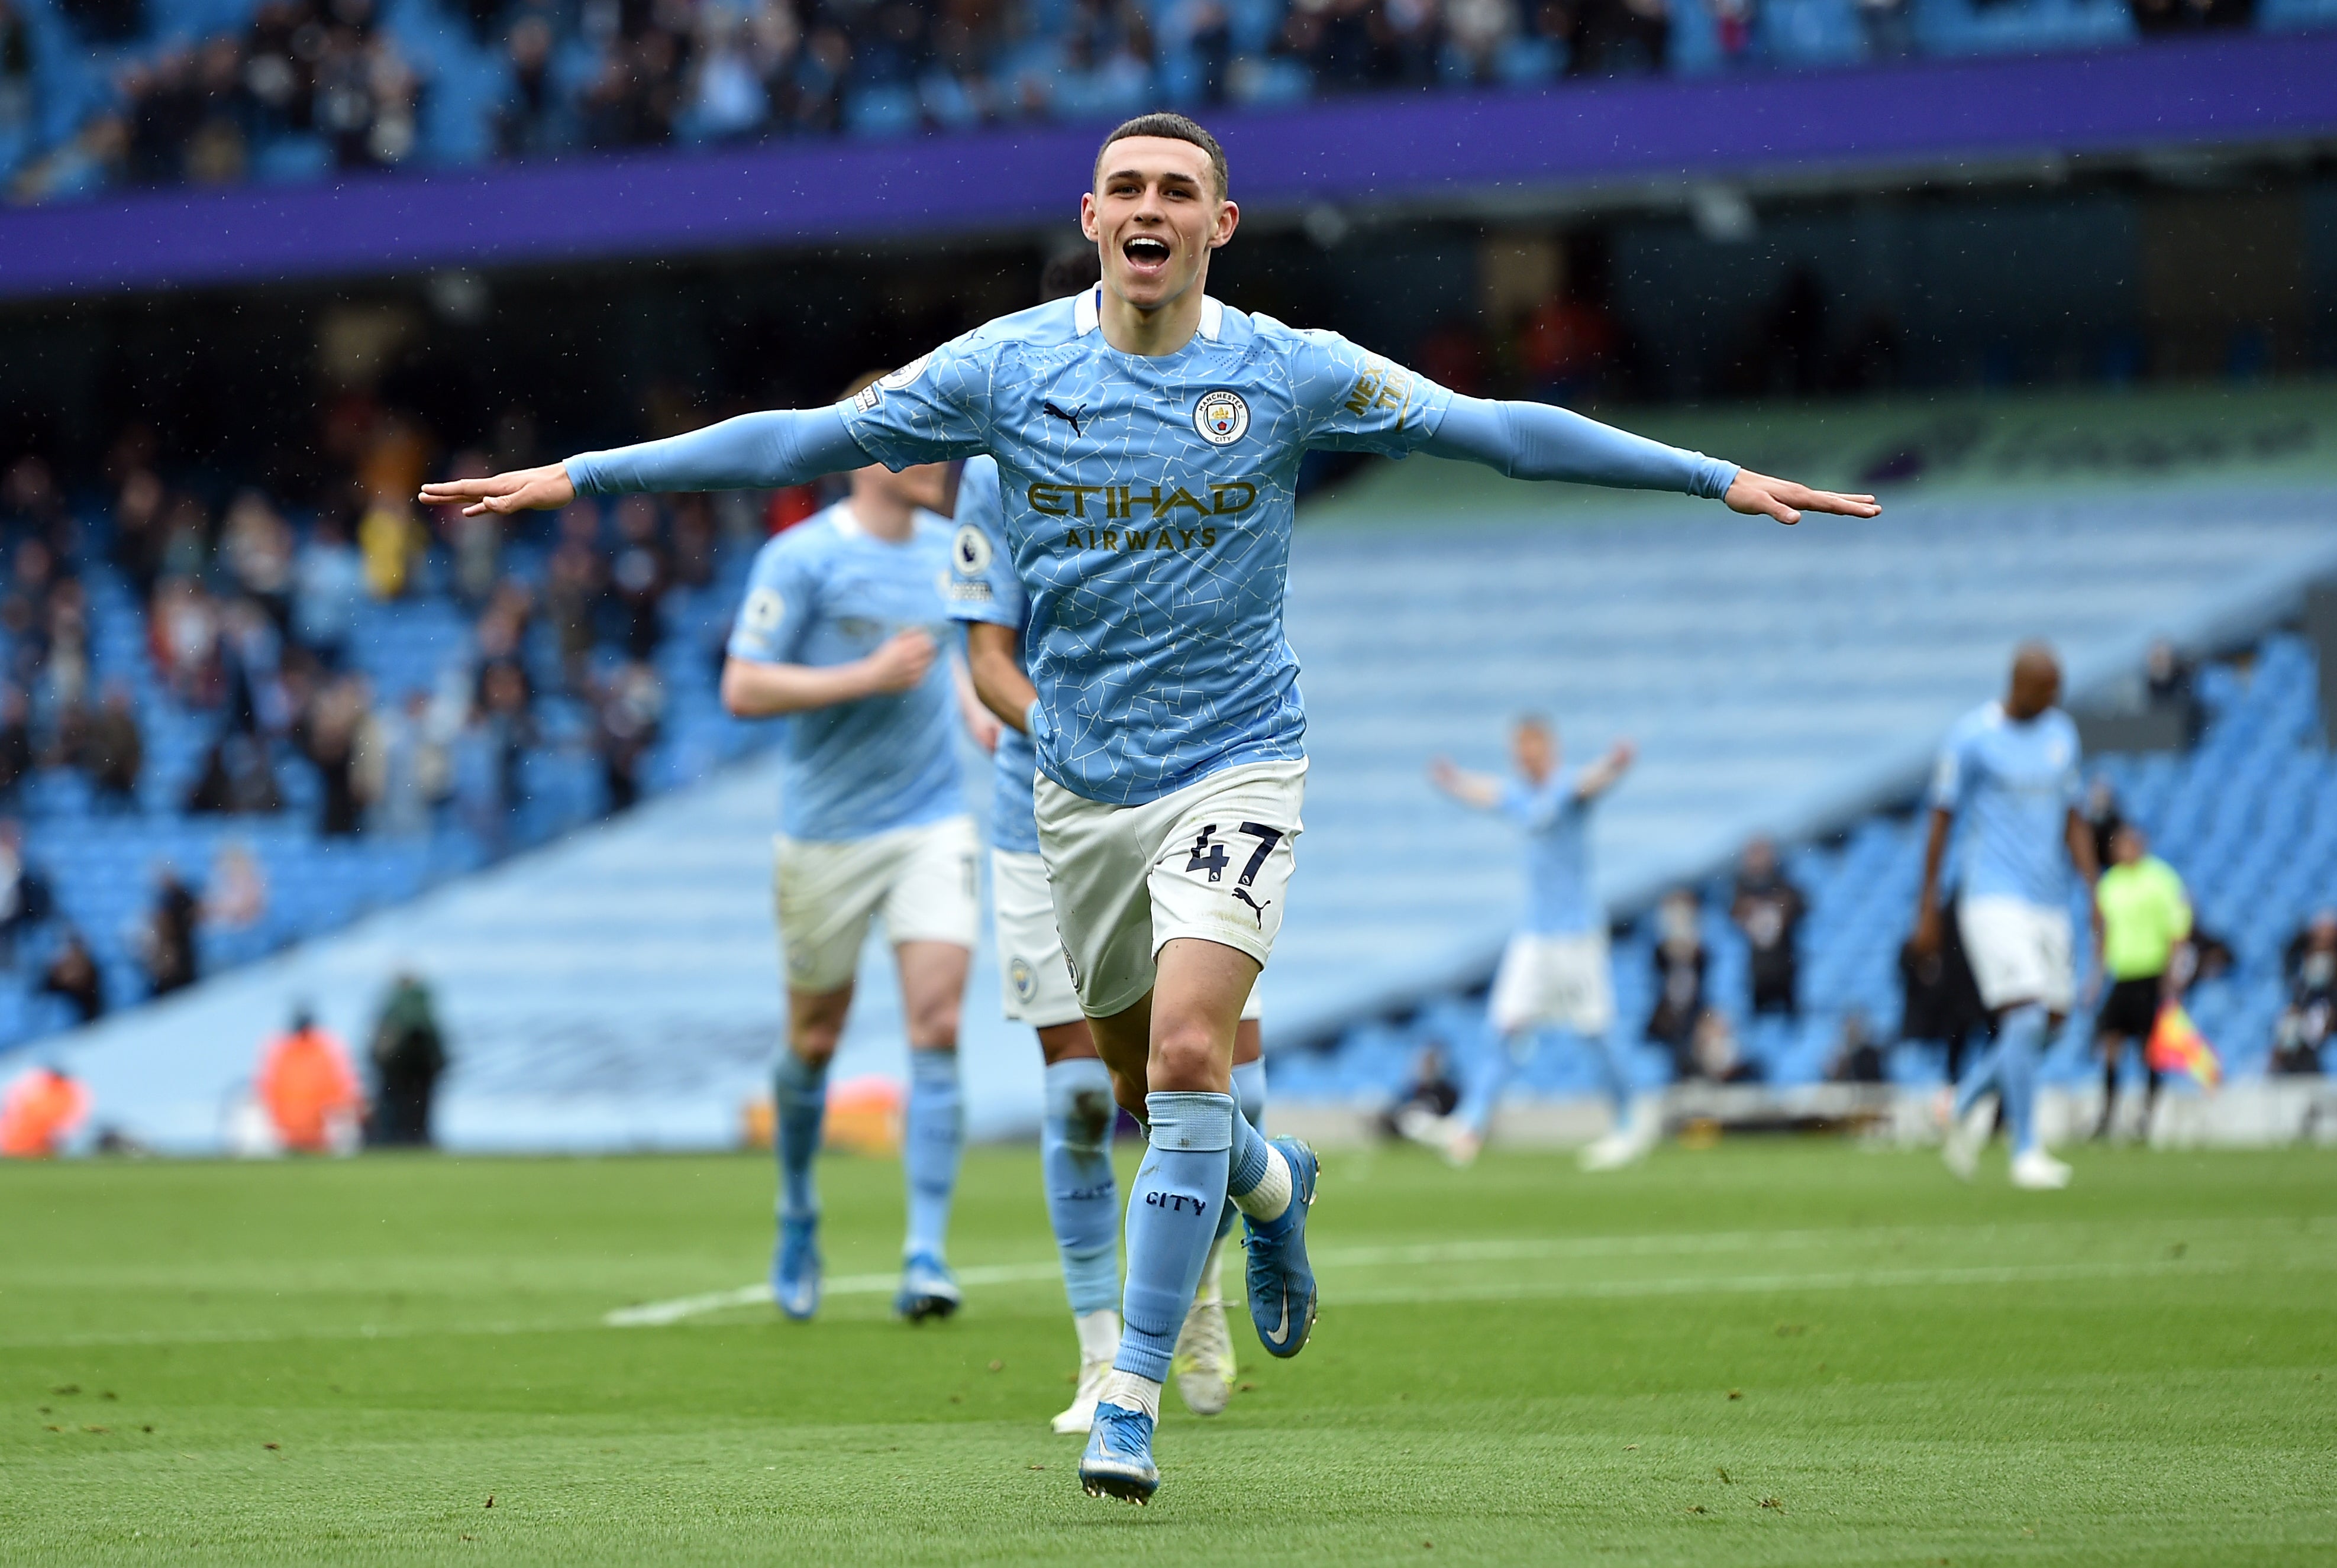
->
[1233,887,1272,927]
[1043,401,1086,437]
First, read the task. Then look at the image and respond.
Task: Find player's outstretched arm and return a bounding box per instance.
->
[1427,756,1503,810]
[1574,739,1637,800]
[419,407,871,516]
[1421,396,1878,523]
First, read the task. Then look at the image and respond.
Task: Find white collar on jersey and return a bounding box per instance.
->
[1073,284,1224,342]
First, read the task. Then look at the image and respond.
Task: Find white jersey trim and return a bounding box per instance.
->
[1069,286,1224,342]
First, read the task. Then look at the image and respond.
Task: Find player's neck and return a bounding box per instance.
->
[1099,282,1205,357]
[841,492,916,543]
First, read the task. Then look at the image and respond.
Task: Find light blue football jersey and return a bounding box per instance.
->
[728,502,964,842]
[842,287,1454,807]
[942,455,1042,857]
[1502,768,1600,936]
[1930,700,2082,907]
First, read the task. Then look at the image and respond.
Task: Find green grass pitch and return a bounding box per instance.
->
[4,1138,2333,1564]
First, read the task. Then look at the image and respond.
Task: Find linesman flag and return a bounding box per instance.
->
[2145,1001,2222,1089]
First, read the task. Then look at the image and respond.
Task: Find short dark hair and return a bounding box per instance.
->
[1094,112,1229,202]
[1040,244,1102,304]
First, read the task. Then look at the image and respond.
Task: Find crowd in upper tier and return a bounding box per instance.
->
[0,0,2305,203]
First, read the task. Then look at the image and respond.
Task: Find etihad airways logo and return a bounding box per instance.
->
[1026,479,1257,520]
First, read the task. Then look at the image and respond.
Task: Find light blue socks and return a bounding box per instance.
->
[1954,1003,2049,1156]
[1042,1057,1121,1315]
[1113,1091,1233,1383]
[903,1047,963,1262]
[774,1048,827,1224]
[1218,1059,1268,1242]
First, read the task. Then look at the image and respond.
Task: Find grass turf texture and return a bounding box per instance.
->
[3,1141,2333,1564]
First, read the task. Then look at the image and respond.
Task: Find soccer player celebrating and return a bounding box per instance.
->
[948,247,1268,1434]
[1914,642,2101,1190]
[421,111,1876,1502]
[719,408,995,1324]
[1426,717,1649,1171]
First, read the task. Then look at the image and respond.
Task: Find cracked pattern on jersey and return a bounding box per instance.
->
[851,292,1454,807]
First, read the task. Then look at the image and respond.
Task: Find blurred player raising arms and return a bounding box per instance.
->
[1915,642,2100,1190]
[1427,716,1648,1171]
[720,398,998,1325]
[949,247,1271,1437]
[421,110,1877,1504]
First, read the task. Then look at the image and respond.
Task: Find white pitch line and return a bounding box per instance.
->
[602,1262,1066,1326]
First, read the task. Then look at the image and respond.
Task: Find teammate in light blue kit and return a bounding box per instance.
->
[1915,642,2100,1190]
[948,248,1267,1437]
[718,392,998,1324]
[1426,716,1646,1171]
[422,112,1877,1503]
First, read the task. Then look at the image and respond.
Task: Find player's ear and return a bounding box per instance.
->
[1079,192,1100,242]
[1209,199,1239,251]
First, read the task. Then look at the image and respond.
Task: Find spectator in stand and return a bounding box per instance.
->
[2089,822,2189,1138]
[1387,1040,1464,1146]
[298,673,371,836]
[545,502,607,690]
[0,683,31,804]
[205,839,269,932]
[367,971,447,1146]
[609,495,670,659]
[1826,1010,1885,1084]
[1729,835,1805,1018]
[0,1062,91,1158]
[222,490,297,628]
[151,577,224,706]
[2142,637,2201,745]
[40,929,106,1026]
[1684,1008,1759,1084]
[357,688,450,837]
[140,865,201,995]
[295,507,366,668]
[496,15,573,156]
[1644,887,1707,1071]
[459,656,535,853]
[360,494,424,599]
[0,819,54,966]
[68,679,144,810]
[2272,909,2337,1076]
[110,467,166,600]
[596,661,663,813]
[256,1006,365,1153]
[185,728,286,815]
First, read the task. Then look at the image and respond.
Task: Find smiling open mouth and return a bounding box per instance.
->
[1122,236,1171,270]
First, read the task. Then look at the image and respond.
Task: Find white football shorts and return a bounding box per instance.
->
[1033,758,1303,1020]
[1957,895,2075,1014]
[1489,927,1616,1037]
[774,815,980,994]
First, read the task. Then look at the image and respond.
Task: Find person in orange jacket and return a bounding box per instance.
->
[256,1007,364,1154]
[1,1062,91,1158]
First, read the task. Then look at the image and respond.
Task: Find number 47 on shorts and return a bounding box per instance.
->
[1184,823,1283,886]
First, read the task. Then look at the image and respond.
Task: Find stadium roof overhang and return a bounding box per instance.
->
[3,30,2333,303]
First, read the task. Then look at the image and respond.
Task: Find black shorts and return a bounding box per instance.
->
[2097,976,2162,1041]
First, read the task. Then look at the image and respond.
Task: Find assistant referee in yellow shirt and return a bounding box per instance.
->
[2091,822,2193,1139]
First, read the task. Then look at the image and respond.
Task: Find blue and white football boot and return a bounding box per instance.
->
[1079,1403,1159,1504]
[1244,1136,1319,1358]
[773,1213,821,1321]
[893,1252,962,1323]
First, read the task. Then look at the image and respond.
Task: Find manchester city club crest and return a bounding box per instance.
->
[1193,388,1250,446]
[1009,956,1036,1002]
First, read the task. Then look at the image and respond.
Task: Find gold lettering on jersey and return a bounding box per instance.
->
[1030,479,1257,547]
[1343,360,1415,418]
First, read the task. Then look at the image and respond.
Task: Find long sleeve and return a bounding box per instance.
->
[1421,394,1737,500]
[566,406,871,496]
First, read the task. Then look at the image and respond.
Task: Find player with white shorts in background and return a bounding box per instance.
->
[719,393,998,1323]
[950,244,1267,1438]
[1914,641,2101,1191]
[421,111,1876,1503]
[1426,716,1648,1171]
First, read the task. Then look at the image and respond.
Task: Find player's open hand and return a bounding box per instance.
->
[1725,470,1880,526]
[863,629,937,695]
[418,463,576,518]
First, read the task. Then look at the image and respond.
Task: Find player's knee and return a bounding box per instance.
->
[1148,1025,1224,1092]
[905,994,961,1049]
[789,1020,844,1062]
